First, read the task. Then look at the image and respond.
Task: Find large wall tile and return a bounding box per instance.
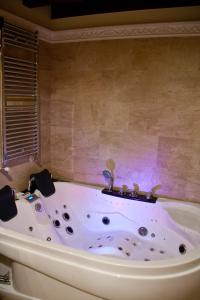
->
[157,136,193,176]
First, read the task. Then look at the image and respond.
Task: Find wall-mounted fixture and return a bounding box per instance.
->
[0,17,40,168]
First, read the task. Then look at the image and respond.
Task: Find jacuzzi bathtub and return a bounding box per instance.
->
[0,181,200,300]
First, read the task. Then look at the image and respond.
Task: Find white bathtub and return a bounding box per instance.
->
[0,181,200,300]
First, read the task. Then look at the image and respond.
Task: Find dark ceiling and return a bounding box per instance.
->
[23,0,200,19]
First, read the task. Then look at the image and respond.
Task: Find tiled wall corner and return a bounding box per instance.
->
[49,44,75,181]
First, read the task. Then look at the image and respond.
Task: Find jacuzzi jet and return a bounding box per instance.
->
[138,227,148,236]
[53,220,60,228]
[35,203,42,212]
[102,216,110,225]
[179,244,187,255]
[62,212,70,221]
[65,226,74,235]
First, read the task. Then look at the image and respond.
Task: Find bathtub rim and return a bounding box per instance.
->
[48,181,200,223]
[0,226,200,277]
[54,181,200,205]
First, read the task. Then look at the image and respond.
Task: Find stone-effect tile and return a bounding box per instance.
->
[99,130,158,166]
[38,41,52,168]
[50,101,74,127]
[73,157,104,175]
[185,171,200,201]
[73,129,99,158]
[48,37,200,201]
[157,169,188,200]
[40,122,50,164]
[50,126,73,161]
[50,159,73,182]
[157,137,192,176]
[6,38,200,201]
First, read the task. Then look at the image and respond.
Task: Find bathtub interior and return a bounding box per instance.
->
[1,182,200,262]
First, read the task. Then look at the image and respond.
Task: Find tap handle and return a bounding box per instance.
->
[151,184,161,197]
[133,183,140,193]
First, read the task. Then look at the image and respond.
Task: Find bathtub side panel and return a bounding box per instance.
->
[12,263,103,300]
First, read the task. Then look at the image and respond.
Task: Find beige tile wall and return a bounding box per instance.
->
[1,37,200,202]
[0,41,51,191]
[49,37,200,201]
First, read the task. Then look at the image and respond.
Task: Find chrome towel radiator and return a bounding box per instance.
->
[0,18,40,167]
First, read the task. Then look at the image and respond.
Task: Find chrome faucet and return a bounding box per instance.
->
[102,170,113,192]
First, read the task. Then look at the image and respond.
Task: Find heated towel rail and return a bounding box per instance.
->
[0,18,40,167]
